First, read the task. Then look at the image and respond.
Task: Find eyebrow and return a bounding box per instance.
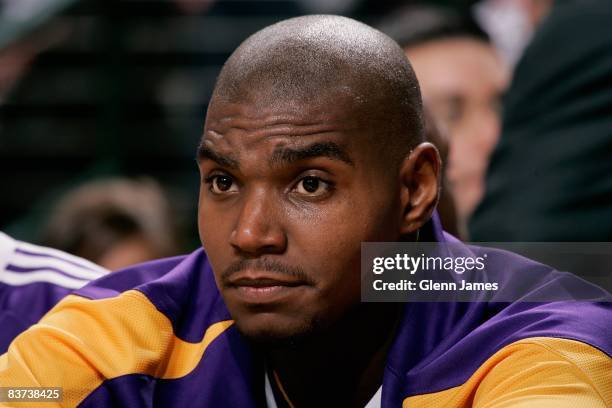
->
[269,142,354,167]
[197,143,240,169]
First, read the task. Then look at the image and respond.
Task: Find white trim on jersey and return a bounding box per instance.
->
[0,231,107,289]
[0,231,17,274]
[364,385,382,408]
[9,252,104,280]
[17,240,107,274]
[0,269,91,289]
[265,369,278,408]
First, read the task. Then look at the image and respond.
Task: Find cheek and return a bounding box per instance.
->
[197,191,212,247]
[198,196,233,271]
[287,194,396,292]
[299,219,372,321]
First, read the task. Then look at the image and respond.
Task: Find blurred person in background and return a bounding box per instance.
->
[470,0,612,241]
[379,5,510,238]
[42,178,181,270]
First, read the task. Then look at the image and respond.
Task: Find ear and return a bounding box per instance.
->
[398,142,441,235]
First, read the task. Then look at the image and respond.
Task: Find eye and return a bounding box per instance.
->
[293,176,332,197]
[206,174,238,194]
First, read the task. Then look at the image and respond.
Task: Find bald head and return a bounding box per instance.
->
[211,15,425,158]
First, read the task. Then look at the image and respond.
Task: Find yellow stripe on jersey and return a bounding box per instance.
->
[0,291,234,407]
[403,337,612,407]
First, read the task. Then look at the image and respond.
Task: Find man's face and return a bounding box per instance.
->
[197,93,404,344]
[406,37,509,219]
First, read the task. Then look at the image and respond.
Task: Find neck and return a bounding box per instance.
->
[264,303,401,408]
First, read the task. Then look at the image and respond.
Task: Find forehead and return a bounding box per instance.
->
[203,94,365,151]
[406,38,508,98]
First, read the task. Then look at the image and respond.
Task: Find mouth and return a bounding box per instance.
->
[227,273,308,303]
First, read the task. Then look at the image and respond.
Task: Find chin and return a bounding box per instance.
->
[233,312,324,349]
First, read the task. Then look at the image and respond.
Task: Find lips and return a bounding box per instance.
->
[226,272,307,303]
[229,276,304,288]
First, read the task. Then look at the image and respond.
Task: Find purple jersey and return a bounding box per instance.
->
[0,231,107,352]
[0,220,610,407]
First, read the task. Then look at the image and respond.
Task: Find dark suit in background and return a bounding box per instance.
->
[470,0,612,241]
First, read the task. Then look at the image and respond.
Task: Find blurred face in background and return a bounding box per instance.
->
[406,37,509,224]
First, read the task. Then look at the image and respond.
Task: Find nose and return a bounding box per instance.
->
[229,188,287,256]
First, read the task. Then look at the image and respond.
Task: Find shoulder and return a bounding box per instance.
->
[403,336,611,407]
[0,232,108,352]
[74,248,231,341]
[391,298,611,406]
[0,248,239,407]
[388,242,612,406]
